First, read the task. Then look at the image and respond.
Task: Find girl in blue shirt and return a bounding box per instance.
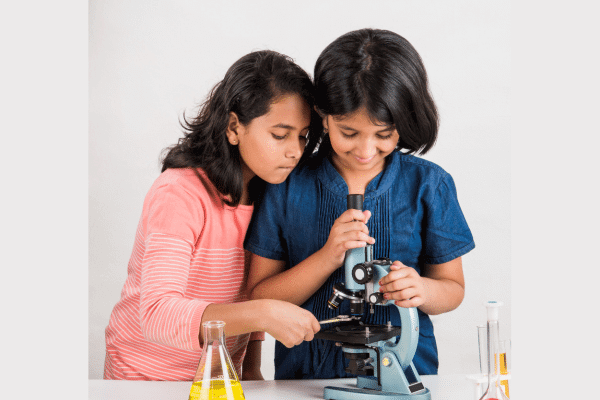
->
[244,29,474,378]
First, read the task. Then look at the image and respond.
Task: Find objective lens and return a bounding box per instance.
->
[327,293,342,309]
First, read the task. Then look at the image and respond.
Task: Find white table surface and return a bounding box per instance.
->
[89,374,474,400]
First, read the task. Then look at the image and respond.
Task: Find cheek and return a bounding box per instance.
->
[379,135,399,153]
[329,136,350,154]
[381,141,397,153]
[243,135,278,161]
[261,141,280,162]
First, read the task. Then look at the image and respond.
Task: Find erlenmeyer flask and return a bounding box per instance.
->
[479,301,509,400]
[189,321,246,400]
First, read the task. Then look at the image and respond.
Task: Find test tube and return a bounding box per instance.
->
[477,324,488,375]
[479,301,509,400]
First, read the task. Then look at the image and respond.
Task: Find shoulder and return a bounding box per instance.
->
[393,153,453,188]
[396,153,449,178]
[141,168,216,242]
[385,153,459,204]
[148,168,218,206]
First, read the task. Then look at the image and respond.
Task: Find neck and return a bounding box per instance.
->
[330,156,385,195]
[239,164,255,206]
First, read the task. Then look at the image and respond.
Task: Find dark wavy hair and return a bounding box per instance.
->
[312,28,439,161]
[161,50,319,206]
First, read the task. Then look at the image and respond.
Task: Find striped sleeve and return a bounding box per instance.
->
[139,233,209,352]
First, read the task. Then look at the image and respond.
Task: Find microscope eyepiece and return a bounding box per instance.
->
[347,194,364,211]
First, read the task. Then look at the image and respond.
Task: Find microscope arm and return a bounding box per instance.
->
[371,264,420,370]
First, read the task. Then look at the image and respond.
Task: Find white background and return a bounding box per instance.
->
[88,0,510,380]
[3,0,599,399]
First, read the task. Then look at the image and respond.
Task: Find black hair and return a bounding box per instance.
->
[313,28,439,160]
[161,50,319,207]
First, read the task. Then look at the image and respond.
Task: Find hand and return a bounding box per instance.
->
[321,209,374,268]
[260,299,321,348]
[378,261,426,308]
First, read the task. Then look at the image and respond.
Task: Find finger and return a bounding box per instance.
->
[342,230,375,245]
[384,287,418,301]
[311,318,321,333]
[343,240,368,250]
[342,234,377,249]
[395,296,424,308]
[390,261,406,270]
[380,278,412,293]
[335,221,371,237]
[304,330,314,342]
[363,210,372,224]
[339,209,369,223]
[334,219,370,233]
[379,269,409,286]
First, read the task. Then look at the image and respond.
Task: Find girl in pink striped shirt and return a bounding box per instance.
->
[104,50,321,381]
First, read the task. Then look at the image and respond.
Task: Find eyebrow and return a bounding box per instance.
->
[271,123,311,131]
[338,124,394,133]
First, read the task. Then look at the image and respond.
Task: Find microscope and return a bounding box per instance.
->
[314,194,431,400]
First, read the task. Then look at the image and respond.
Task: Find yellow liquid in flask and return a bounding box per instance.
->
[189,379,245,400]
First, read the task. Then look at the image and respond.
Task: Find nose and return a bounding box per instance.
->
[285,136,305,159]
[356,136,376,159]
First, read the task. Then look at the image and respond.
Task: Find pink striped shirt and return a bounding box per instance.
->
[104,168,264,380]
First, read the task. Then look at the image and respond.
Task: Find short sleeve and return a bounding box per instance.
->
[244,183,287,261]
[421,173,475,264]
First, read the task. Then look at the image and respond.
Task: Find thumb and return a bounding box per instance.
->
[363,210,372,223]
[390,261,405,270]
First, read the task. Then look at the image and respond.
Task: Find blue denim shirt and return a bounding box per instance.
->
[245,151,475,378]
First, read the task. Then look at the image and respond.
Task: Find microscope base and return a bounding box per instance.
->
[324,385,431,400]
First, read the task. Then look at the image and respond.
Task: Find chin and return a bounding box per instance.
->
[267,176,288,184]
[260,173,288,185]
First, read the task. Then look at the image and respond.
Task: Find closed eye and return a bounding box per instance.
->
[271,133,287,140]
[376,132,394,139]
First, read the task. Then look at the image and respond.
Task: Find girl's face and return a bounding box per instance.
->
[230,93,311,185]
[325,107,399,180]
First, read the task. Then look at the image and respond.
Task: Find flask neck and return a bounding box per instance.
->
[203,321,226,345]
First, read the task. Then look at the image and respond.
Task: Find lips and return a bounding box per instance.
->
[354,155,375,164]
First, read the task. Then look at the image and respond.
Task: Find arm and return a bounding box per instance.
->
[247,253,336,306]
[378,257,465,316]
[420,257,465,315]
[241,340,264,381]
[139,181,319,351]
[247,209,374,306]
[199,299,320,347]
[378,172,472,315]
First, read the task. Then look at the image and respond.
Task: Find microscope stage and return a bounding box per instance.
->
[315,323,402,344]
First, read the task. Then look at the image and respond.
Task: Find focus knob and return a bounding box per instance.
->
[368,292,385,305]
[352,263,373,284]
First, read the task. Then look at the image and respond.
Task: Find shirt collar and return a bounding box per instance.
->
[316,151,400,199]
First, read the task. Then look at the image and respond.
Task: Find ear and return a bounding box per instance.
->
[226,112,243,145]
[314,106,329,132]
